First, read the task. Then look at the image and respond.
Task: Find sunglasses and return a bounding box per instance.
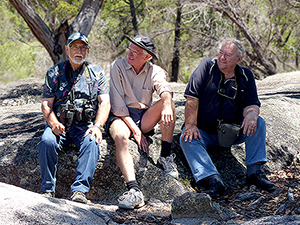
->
[217,76,238,100]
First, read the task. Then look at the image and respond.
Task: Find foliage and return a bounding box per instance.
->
[0,1,39,83]
[179,67,192,83]
[29,0,82,30]
[4,0,300,82]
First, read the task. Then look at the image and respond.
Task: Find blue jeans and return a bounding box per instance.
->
[180,116,267,183]
[38,124,100,194]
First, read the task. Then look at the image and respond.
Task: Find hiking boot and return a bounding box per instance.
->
[71,191,88,204]
[118,188,145,209]
[246,170,276,192]
[158,153,179,179]
[205,174,225,198]
[41,192,55,198]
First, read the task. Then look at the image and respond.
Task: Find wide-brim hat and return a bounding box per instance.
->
[125,35,158,60]
[67,32,89,47]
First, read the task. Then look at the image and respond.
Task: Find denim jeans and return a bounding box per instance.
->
[38,124,100,194]
[180,116,267,183]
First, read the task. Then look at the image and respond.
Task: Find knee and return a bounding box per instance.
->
[114,132,129,146]
[180,131,192,149]
[179,128,186,144]
[256,116,266,133]
[38,133,57,150]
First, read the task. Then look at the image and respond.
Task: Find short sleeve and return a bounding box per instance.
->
[42,65,60,99]
[184,58,214,100]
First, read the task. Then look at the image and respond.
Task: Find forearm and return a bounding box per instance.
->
[94,94,111,127]
[41,99,60,128]
[181,96,201,142]
[185,96,199,127]
[94,103,110,127]
[121,115,141,135]
[41,98,65,135]
[160,91,172,105]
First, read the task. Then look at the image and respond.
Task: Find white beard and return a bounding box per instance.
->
[68,50,88,65]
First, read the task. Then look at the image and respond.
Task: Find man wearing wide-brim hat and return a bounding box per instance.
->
[106,34,178,209]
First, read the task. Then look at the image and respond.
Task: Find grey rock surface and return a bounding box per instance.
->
[241,215,300,225]
[0,182,108,225]
[1,71,300,224]
[171,192,238,219]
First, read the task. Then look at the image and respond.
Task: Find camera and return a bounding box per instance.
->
[83,101,96,120]
[75,100,96,122]
[58,102,75,127]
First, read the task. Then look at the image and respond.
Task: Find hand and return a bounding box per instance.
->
[161,105,174,129]
[84,126,103,144]
[51,122,65,135]
[132,128,149,153]
[181,124,201,142]
[242,111,258,136]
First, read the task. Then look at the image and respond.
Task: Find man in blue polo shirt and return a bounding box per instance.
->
[180,38,275,198]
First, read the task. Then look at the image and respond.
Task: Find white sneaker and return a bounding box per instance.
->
[71,191,88,204]
[118,189,145,209]
[158,153,179,179]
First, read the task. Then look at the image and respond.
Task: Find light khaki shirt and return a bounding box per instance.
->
[110,58,172,117]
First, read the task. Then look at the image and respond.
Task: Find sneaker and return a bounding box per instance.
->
[41,192,55,198]
[118,188,145,209]
[158,153,179,179]
[71,191,88,204]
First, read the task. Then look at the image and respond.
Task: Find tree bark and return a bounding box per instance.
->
[171,0,183,82]
[128,0,139,36]
[9,0,104,65]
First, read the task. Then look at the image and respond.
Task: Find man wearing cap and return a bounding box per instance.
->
[38,32,110,204]
[106,34,177,209]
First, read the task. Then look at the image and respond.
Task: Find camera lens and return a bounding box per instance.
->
[85,108,96,119]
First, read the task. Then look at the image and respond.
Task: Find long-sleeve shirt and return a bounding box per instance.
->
[109,58,172,117]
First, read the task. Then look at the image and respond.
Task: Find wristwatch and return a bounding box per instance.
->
[93,123,103,131]
[249,110,259,117]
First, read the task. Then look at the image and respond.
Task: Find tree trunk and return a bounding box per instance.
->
[210,2,278,75]
[128,0,139,36]
[9,0,104,65]
[296,49,299,69]
[171,1,182,82]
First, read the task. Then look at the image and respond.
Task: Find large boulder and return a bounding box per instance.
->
[0,71,300,203]
[0,182,109,225]
[0,79,191,203]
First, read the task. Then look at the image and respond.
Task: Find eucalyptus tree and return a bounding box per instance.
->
[192,0,300,76]
[100,0,145,49]
[170,0,183,82]
[9,0,104,64]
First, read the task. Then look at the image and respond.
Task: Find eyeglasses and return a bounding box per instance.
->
[217,76,238,100]
[69,45,89,51]
[127,47,143,56]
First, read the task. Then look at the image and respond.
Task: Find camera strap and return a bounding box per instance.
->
[65,62,93,103]
[217,72,243,125]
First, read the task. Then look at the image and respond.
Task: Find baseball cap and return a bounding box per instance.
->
[66,32,89,46]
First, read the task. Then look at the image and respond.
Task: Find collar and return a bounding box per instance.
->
[125,58,151,75]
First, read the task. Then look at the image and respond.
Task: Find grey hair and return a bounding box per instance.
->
[218,38,245,58]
